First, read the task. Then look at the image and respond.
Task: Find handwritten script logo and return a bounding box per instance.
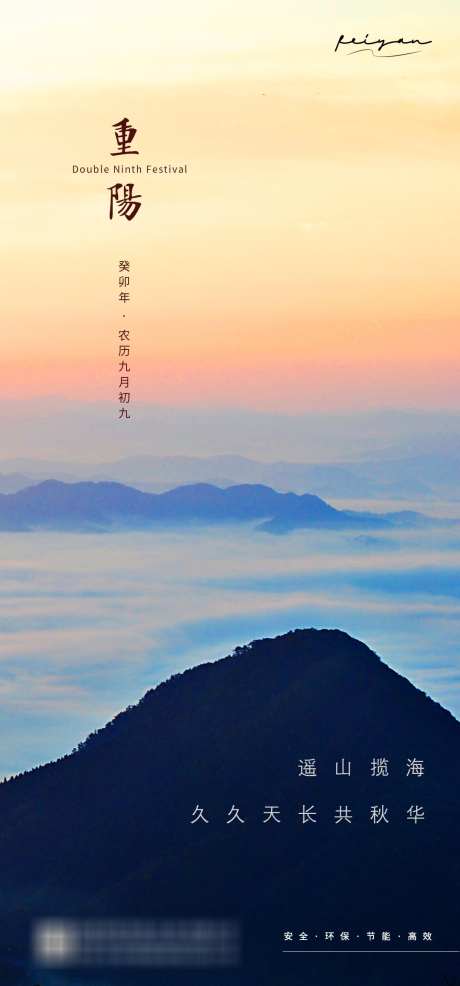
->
[335,34,432,57]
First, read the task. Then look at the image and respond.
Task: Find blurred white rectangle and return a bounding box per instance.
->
[32,917,240,968]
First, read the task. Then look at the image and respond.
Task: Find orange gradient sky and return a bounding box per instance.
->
[2,0,460,410]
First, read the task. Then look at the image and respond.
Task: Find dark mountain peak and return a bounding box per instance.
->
[134,627,381,707]
[75,627,455,769]
[233,625,380,663]
[225,627,382,683]
[0,628,459,985]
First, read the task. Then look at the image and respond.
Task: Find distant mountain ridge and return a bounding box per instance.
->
[0,628,459,985]
[0,479,446,533]
[2,448,460,498]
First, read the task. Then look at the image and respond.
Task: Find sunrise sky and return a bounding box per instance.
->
[2,0,459,412]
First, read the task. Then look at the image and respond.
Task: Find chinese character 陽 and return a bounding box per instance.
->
[108,183,142,221]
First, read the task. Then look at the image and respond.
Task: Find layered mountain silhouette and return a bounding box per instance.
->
[0,479,448,533]
[3,446,460,498]
[1,629,459,985]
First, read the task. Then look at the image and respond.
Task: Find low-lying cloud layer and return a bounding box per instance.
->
[1,519,459,777]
